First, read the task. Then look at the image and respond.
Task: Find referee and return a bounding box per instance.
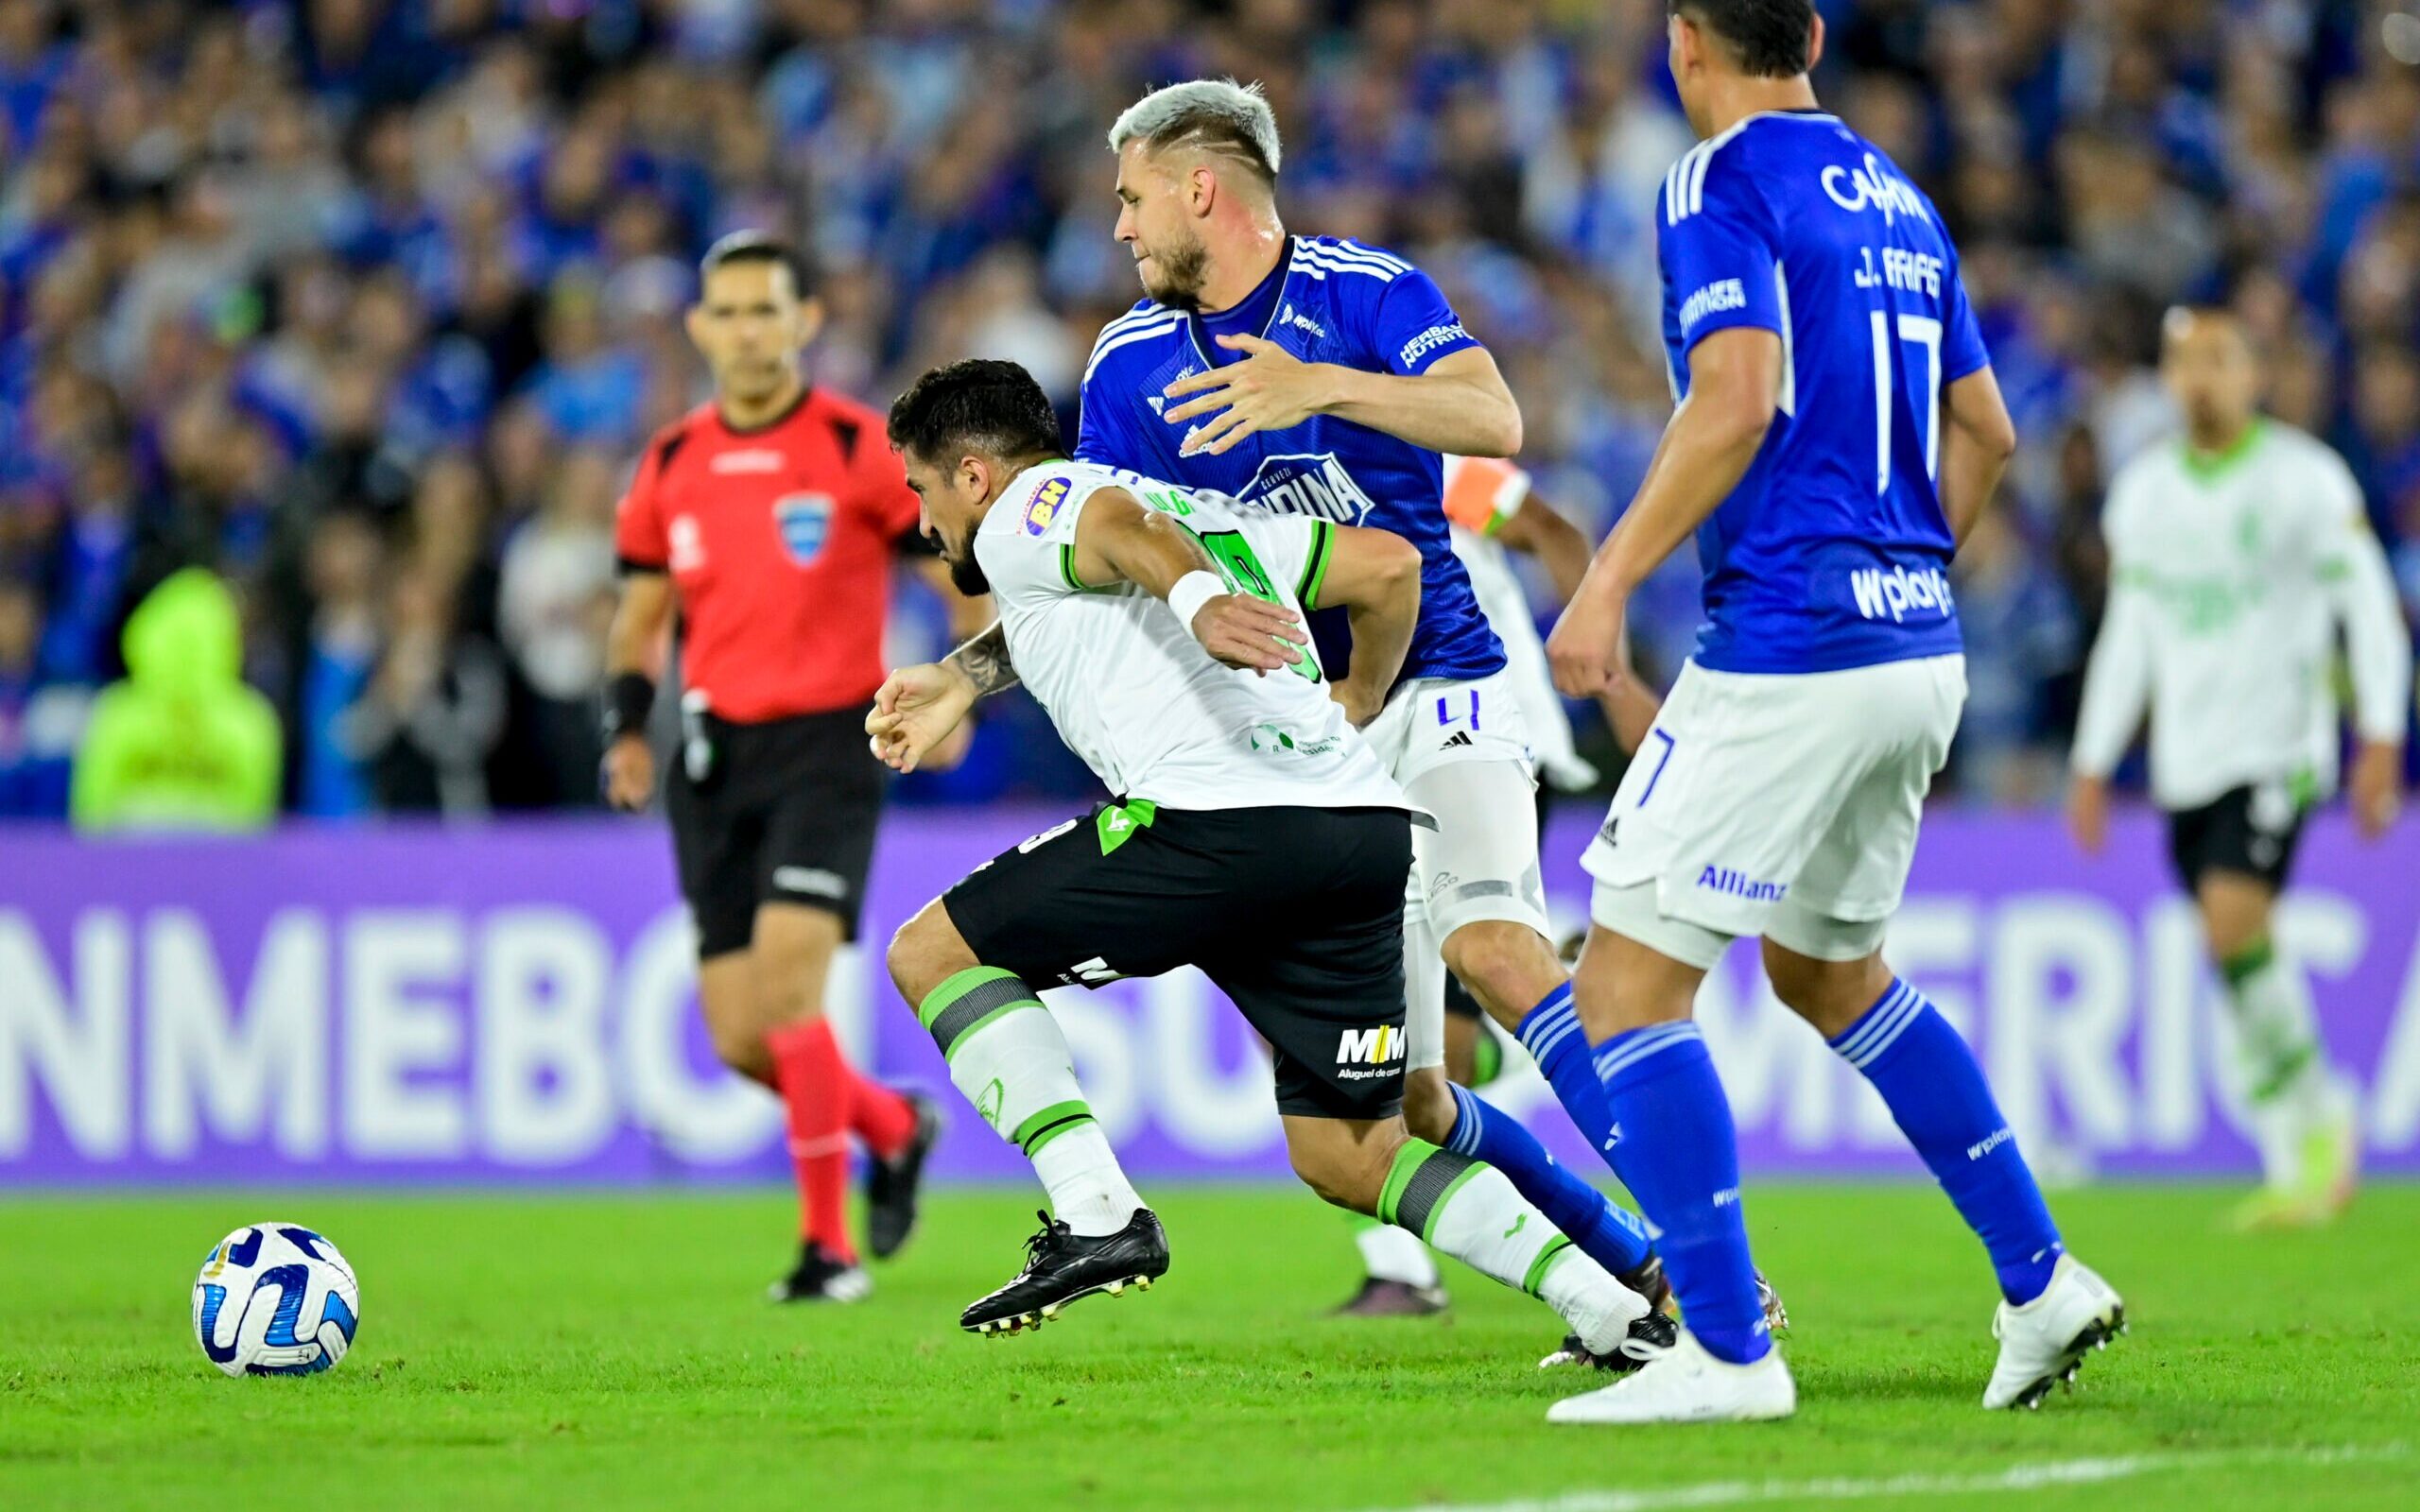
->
[604,232,946,1302]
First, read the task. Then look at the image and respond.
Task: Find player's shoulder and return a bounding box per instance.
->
[2263,421,2365,512]
[1292,234,1420,286]
[628,404,713,485]
[1083,298,1186,382]
[2262,421,2349,472]
[1660,114,1790,230]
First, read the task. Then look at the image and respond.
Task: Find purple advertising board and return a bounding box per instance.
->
[3,807,2417,1186]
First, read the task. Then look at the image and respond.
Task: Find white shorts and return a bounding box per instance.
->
[1584,655,1965,971]
[1366,670,1549,1073]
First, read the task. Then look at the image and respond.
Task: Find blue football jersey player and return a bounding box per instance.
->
[1542,2,2115,1429]
[1087,78,1684,1331]
[1076,239,1505,687]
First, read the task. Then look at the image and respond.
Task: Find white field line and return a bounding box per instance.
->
[1355,1442,2408,1512]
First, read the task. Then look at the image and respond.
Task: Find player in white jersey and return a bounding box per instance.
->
[2068,307,2411,1229]
[866,358,1656,1353]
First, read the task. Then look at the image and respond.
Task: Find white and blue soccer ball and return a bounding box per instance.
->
[192,1222,360,1377]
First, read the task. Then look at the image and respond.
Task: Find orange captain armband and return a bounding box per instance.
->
[1440,454,1533,535]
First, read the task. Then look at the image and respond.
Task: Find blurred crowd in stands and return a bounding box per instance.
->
[1,0,2416,823]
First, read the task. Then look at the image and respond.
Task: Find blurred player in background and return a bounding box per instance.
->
[869,358,1653,1363]
[602,232,945,1303]
[1546,0,2114,1422]
[1077,77,1672,1341]
[2068,307,2411,1230]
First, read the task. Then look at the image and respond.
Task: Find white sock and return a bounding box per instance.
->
[1384,1142,1642,1353]
[917,967,1144,1237]
[1031,1123,1145,1237]
[1354,1217,1442,1288]
[2224,941,2336,1182]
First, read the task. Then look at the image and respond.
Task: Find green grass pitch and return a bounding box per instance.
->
[2,1183,2413,1511]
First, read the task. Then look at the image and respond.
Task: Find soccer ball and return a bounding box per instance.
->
[191,1222,360,1377]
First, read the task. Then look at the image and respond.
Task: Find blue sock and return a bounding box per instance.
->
[1831,979,2063,1304]
[1443,1082,1653,1278]
[1593,1022,1770,1365]
[1513,985,1655,1271]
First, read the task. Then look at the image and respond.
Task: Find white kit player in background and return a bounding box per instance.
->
[2068,306,2412,1230]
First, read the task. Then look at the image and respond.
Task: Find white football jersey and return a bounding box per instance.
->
[2072,421,2411,809]
[977,461,1411,815]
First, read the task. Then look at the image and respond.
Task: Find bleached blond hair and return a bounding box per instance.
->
[1107,78,1282,182]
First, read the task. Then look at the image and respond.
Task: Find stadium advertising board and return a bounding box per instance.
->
[4,811,2418,1183]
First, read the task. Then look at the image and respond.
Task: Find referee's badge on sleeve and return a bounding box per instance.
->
[774,492,834,564]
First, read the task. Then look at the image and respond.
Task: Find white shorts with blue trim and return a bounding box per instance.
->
[1365,668,1548,1072]
[1583,655,1965,971]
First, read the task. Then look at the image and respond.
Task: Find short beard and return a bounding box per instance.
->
[1139,232,1210,312]
[946,548,992,597]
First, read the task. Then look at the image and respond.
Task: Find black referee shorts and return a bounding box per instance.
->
[942,803,1415,1121]
[2167,781,2310,894]
[665,707,886,957]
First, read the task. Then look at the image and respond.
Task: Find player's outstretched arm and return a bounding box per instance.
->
[1162,340,1522,459]
[1547,328,1780,698]
[1071,488,1309,675]
[1308,525,1422,725]
[1940,366,2019,548]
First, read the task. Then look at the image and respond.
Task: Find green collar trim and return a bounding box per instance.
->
[2180,420,2266,484]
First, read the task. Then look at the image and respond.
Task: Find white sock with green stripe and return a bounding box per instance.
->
[1377,1139,1644,1354]
[918,966,1143,1237]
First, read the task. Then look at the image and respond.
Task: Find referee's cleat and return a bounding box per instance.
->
[768,1243,873,1304]
[1982,1255,2126,1410]
[1539,1307,1680,1372]
[1331,1278,1451,1317]
[866,1093,943,1261]
[961,1209,1168,1336]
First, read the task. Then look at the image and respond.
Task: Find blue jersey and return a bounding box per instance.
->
[1076,235,1507,685]
[1657,112,1989,675]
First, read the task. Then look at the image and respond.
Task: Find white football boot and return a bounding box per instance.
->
[1547,1330,1795,1425]
[1982,1254,2126,1410]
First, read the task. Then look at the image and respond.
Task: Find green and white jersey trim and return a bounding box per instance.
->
[2072,421,2412,809]
[975,461,1411,817]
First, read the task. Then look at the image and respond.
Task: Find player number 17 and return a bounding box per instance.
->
[1869,311,1944,493]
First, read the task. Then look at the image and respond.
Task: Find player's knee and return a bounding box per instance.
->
[707,1021,772,1081]
[1440,919,1559,1020]
[1399,1071,1457,1145]
[1761,940,1891,1040]
[885,901,975,1005]
[1287,1133,1390,1213]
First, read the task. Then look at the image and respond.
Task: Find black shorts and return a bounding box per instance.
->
[943,803,1414,1121]
[665,707,886,957]
[2167,782,2309,893]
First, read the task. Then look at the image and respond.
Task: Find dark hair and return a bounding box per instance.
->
[1671,0,1816,78]
[699,230,813,299]
[887,359,1067,466]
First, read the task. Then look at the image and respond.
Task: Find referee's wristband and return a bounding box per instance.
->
[1167,570,1228,632]
[602,671,656,742]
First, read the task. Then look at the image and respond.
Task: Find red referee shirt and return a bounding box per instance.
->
[615,387,921,724]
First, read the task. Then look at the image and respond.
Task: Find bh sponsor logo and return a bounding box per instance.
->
[1698,866,1787,903]
[1024,475,1072,535]
[1820,152,1932,226]
[1335,1022,1407,1081]
[1240,453,1377,524]
[1850,563,1957,624]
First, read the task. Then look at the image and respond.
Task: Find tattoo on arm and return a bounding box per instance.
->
[944,621,1020,696]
